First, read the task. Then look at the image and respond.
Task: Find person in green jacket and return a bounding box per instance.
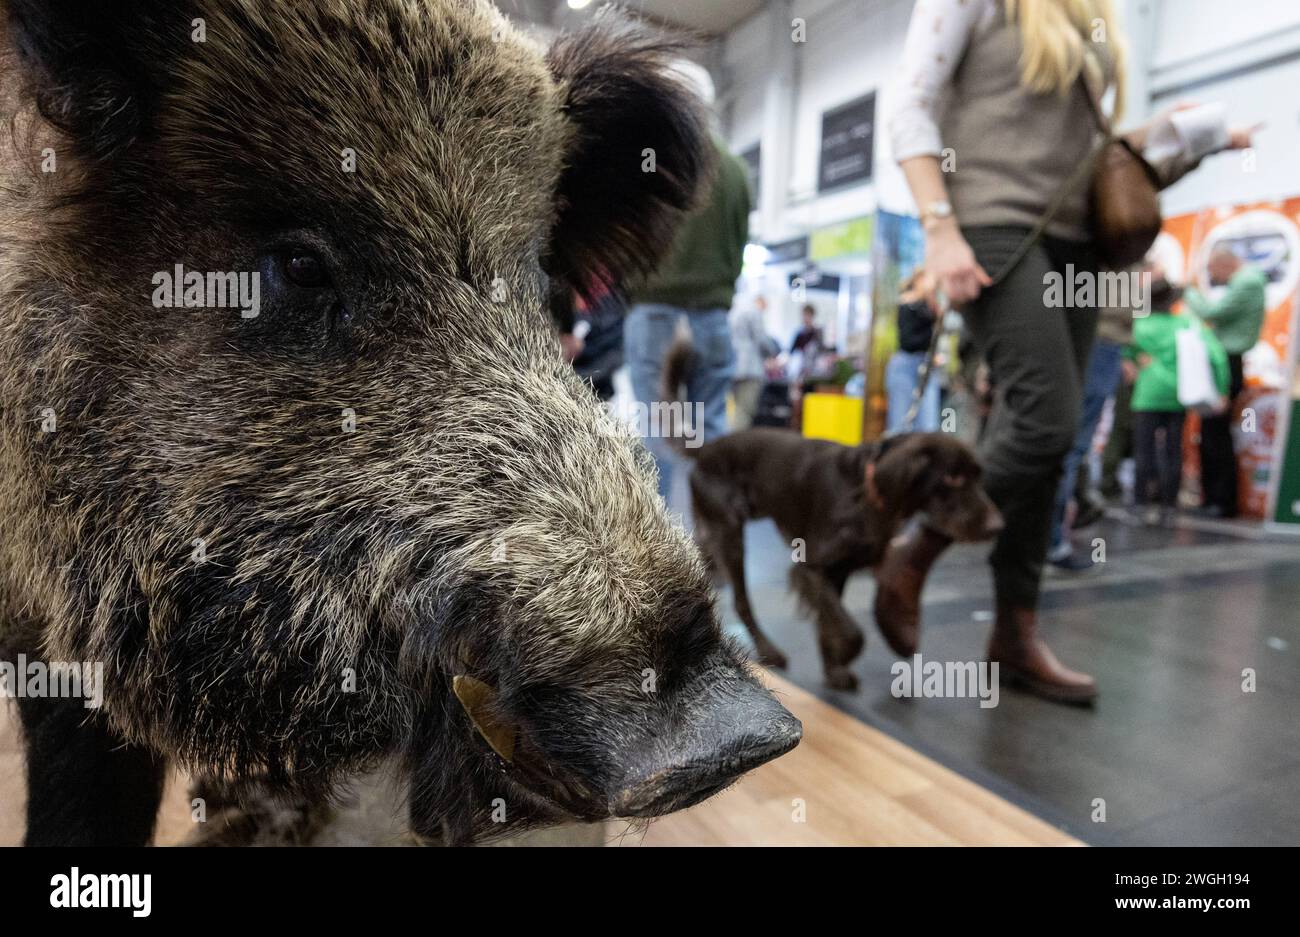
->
[1127,279,1229,522]
[624,119,752,500]
[1182,249,1269,517]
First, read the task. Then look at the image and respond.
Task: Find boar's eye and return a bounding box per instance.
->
[242,242,351,351]
[282,250,331,288]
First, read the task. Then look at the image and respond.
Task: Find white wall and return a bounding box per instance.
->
[785,0,916,228]
[1149,0,1300,74]
[722,10,770,151]
[1143,0,1300,215]
[1157,55,1300,217]
[720,0,916,244]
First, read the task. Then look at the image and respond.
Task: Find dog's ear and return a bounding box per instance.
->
[544,12,714,301]
[873,434,910,460]
[871,437,932,513]
[7,0,189,161]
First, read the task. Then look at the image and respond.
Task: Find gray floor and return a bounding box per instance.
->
[664,464,1300,846]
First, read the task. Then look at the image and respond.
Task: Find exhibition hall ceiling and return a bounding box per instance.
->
[631,0,767,34]
[503,1,768,37]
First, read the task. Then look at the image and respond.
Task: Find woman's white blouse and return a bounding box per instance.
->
[887,0,1230,168]
[888,0,998,163]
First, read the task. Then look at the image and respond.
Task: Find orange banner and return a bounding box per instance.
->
[1154,199,1300,518]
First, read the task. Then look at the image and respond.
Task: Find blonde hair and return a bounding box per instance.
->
[1005,0,1128,119]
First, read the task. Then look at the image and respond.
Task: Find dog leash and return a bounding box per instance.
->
[897,292,950,435]
[894,126,1107,436]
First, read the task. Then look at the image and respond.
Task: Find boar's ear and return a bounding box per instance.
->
[6,0,184,159]
[544,13,715,301]
[452,675,518,763]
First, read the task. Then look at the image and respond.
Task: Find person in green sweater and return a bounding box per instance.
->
[624,86,752,500]
[1127,278,1229,522]
[1182,249,1269,517]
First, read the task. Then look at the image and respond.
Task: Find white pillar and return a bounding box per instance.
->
[1121,0,1159,122]
[758,0,799,242]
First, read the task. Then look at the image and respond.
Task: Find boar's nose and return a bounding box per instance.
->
[610,666,802,818]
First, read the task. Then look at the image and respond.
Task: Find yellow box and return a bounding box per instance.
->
[802,393,863,446]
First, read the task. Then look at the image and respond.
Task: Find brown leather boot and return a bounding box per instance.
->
[988,605,1097,704]
[872,525,953,656]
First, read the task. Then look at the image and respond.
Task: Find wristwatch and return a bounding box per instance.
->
[921,200,954,229]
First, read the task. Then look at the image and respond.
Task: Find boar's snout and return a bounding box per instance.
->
[432,650,802,841]
[610,662,802,818]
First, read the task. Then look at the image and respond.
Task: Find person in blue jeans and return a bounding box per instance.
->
[1046,337,1124,570]
[625,126,751,500]
[886,273,942,432]
[625,305,736,499]
[1048,262,1165,570]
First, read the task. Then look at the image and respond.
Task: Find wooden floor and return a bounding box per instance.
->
[1,672,1077,847]
[0,703,22,847]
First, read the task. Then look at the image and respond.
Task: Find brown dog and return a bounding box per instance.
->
[683,429,1002,689]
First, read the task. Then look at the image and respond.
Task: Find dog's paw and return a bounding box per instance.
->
[754,640,789,670]
[825,667,858,692]
[841,627,866,662]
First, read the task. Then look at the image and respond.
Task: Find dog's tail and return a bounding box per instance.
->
[661,336,697,405]
[660,336,700,457]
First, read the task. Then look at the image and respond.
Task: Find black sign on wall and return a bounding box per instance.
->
[765,237,808,265]
[788,268,841,294]
[817,92,875,193]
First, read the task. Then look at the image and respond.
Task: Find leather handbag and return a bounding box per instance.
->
[984,77,1166,287]
[1085,88,1165,270]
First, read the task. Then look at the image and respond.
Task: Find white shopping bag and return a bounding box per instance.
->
[1176,320,1225,416]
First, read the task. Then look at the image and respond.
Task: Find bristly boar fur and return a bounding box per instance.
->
[0,0,799,846]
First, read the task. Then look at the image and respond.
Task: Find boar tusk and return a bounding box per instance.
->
[452,674,517,763]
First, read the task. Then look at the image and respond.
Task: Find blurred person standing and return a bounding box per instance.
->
[790,304,824,360]
[1050,116,1255,567]
[887,271,941,432]
[787,303,825,429]
[1127,277,1228,523]
[1100,359,1136,500]
[625,61,751,501]
[572,283,627,402]
[885,0,1255,702]
[1183,248,1268,518]
[731,295,774,431]
[1049,263,1162,568]
[885,0,1133,703]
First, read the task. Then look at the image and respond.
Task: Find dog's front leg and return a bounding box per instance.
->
[790,566,866,690]
[701,517,789,669]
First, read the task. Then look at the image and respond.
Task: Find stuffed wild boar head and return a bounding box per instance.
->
[0,0,800,844]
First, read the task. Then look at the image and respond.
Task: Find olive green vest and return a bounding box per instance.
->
[938,8,1105,241]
